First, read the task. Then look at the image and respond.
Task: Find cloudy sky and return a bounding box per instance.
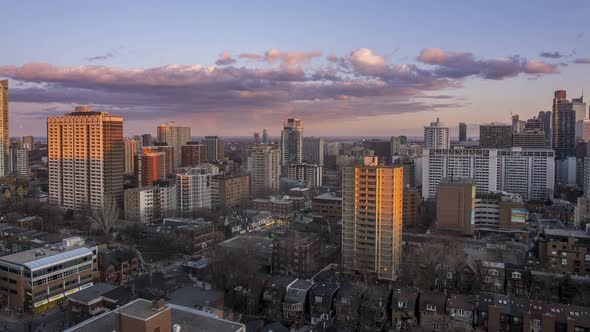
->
[1,0,589,137]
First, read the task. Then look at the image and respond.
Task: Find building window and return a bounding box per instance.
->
[562,259,568,266]
[532,319,541,327]
[426,304,436,312]
[512,272,521,279]
[398,301,407,309]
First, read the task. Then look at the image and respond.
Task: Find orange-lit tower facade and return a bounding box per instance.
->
[48,106,124,211]
[341,158,404,281]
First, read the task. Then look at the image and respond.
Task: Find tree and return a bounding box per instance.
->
[90,196,119,239]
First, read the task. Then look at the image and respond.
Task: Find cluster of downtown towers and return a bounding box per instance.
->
[2,78,586,281]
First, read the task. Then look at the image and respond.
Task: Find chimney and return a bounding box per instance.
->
[152,298,167,310]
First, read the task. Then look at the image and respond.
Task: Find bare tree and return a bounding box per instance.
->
[90,196,119,239]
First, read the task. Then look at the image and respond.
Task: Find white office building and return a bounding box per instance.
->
[124,184,176,223]
[424,118,450,149]
[422,147,554,201]
[176,167,212,217]
[286,163,323,188]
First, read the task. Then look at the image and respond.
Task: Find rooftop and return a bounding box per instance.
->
[0,245,92,270]
[64,299,245,332]
[313,192,342,201]
[67,283,117,304]
[543,228,590,239]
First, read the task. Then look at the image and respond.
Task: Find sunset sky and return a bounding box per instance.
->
[1,0,589,137]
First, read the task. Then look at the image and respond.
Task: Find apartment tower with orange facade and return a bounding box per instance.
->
[341,157,404,281]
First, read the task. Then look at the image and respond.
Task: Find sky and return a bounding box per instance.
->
[1,0,589,137]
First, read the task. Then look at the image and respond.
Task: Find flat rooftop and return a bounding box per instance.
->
[313,192,342,201]
[118,298,167,320]
[0,245,91,268]
[67,283,118,304]
[64,299,245,332]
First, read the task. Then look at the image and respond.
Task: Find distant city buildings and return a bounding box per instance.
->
[423,148,555,201]
[552,90,578,160]
[203,136,224,162]
[48,106,124,210]
[124,138,139,175]
[286,163,323,189]
[124,182,176,222]
[424,118,450,149]
[459,122,467,142]
[248,146,281,198]
[303,137,324,166]
[479,123,513,148]
[176,167,213,217]
[157,121,191,168]
[181,142,205,167]
[281,118,303,173]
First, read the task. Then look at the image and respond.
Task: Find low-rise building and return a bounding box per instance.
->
[64,298,246,332]
[391,288,419,331]
[0,236,98,312]
[272,230,320,278]
[446,294,475,330]
[334,283,365,330]
[283,279,314,323]
[311,192,342,222]
[212,173,250,211]
[123,182,176,223]
[98,248,140,285]
[67,283,132,323]
[436,177,476,236]
[162,217,216,253]
[418,290,447,332]
[251,197,294,215]
[480,261,506,294]
[538,227,590,276]
[359,284,390,332]
[505,263,531,298]
[308,280,339,327]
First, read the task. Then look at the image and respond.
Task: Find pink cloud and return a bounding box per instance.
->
[215,51,236,65]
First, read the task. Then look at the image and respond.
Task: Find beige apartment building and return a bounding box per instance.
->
[342,160,404,281]
[0,80,9,177]
[48,106,124,211]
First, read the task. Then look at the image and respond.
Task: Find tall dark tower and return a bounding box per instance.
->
[552,90,576,160]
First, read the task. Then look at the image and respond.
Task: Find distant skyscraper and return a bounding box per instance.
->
[537,111,552,147]
[176,167,212,217]
[303,136,324,166]
[423,118,450,149]
[48,106,124,210]
[157,121,191,168]
[342,161,403,281]
[552,90,577,160]
[390,136,403,156]
[10,148,28,177]
[248,146,280,198]
[479,123,513,148]
[512,114,520,133]
[181,142,205,167]
[137,152,166,187]
[22,136,34,151]
[281,118,303,173]
[124,138,139,175]
[0,80,8,177]
[253,132,260,145]
[142,146,175,178]
[203,136,224,162]
[142,133,152,147]
[573,95,588,139]
[262,128,269,144]
[286,163,323,188]
[459,122,467,142]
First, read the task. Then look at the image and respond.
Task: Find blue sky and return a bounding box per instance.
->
[1,1,589,136]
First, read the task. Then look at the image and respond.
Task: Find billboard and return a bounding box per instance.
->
[511,208,526,223]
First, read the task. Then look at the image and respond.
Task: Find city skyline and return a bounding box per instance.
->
[0,1,589,137]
